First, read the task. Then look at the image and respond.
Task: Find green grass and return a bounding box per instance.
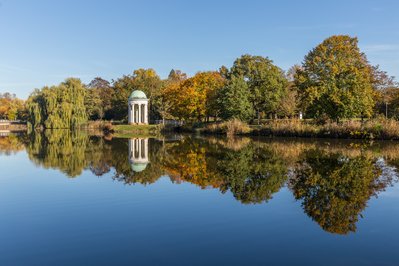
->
[112,124,162,137]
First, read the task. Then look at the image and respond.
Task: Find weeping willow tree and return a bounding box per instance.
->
[27,78,87,129]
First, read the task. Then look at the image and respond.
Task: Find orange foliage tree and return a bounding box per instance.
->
[0,93,26,120]
[163,71,225,122]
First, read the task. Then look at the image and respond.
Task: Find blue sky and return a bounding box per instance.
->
[1,0,398,99]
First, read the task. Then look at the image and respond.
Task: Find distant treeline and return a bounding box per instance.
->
[3,35,398,129]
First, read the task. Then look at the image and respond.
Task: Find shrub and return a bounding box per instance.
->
[202,119,251,136]
[255,119,319,137]
[225,119,251,136]
[83,120,113,132]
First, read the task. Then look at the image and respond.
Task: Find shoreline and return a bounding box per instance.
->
[175,119,399,141]
[10,118,399,141]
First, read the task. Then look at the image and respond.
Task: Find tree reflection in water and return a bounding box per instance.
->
[4,131,399,234]
[289,149,396,234]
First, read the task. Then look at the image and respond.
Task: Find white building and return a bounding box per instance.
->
[128,90,149,124]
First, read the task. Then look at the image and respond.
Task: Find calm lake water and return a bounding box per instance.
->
[1,131,399,266]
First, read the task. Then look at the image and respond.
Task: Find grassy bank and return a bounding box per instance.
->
[110,124,162,137]
[82,121,163,137]
[197,118,399,140]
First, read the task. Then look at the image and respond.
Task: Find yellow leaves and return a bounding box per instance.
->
[298,35,376,120]
[162,71,225,121]
[133,68,157,79]
[0,96,25,120]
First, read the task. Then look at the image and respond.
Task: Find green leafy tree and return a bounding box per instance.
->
[85,87,104,120]
[218,76,254,122]
[26,78,87,129]
[87,77,113,120]
[295,35,375,121]
[229,54,288,123]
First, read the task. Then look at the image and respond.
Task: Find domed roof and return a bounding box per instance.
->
[131,162,148,172]
[129,90,147,100]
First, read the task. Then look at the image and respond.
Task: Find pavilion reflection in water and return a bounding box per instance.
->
[128,138,149,172]
[0,130,11,137]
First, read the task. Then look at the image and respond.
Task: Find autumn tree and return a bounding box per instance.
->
[295,35,375,121]
[376,88,399,119]
[371,65,398,118]
[277,66,301,118]
[200,71,226,121]
[152,69,188,123]
[164,71,225,122]
[0,93,26,120]
[229,54,288,123]
[168,69,187,82]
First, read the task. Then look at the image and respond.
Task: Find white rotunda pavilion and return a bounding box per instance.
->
[128,90,149,124]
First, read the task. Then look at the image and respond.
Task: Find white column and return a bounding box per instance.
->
[131,103,134,124]
[135,104,138,124]
[131,104,135,124]
[144,102,148,124]
[138,104,142,124]
[129,104,131,124]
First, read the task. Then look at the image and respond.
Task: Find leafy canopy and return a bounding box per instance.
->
[295,35,375,121]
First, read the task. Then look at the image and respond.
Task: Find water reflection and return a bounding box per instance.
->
[289,149,395,234]
[3,131,399,234]
[129,138,149,172]
[0,134,24,155]
[25,130,89,177]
